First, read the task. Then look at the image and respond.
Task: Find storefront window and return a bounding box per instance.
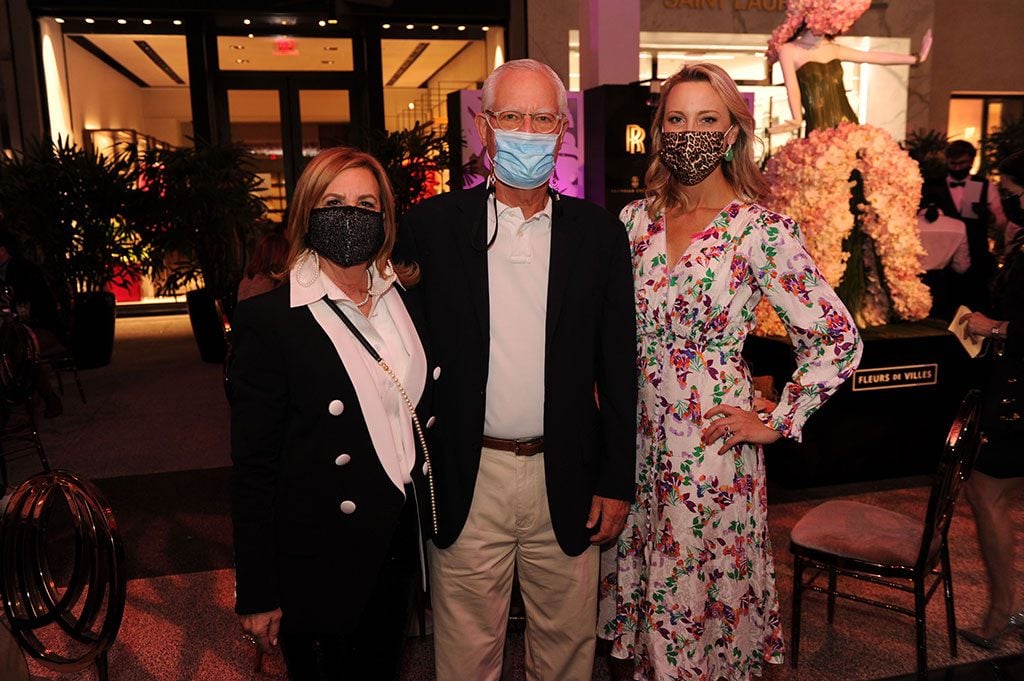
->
[381,27,498,132]
[217,36,354,72]
[948,95,1024,174]
[568,30,911,159]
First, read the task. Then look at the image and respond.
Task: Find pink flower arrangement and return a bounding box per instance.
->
[767,0,872,63]
[758,122,932,332]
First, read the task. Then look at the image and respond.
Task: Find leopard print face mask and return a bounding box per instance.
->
[658,126,734,186]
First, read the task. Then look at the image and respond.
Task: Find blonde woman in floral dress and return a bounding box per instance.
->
[597,63,863,681]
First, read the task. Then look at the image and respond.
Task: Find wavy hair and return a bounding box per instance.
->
[645,63,769,220]
[281,146,418,286]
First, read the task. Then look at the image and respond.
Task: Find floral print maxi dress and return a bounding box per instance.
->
[598,199,862,681]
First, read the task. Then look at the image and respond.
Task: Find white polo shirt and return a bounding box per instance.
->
[484,196,552,440]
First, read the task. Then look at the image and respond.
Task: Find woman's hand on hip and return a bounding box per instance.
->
[703,404,782,454]
[240,608,283,653]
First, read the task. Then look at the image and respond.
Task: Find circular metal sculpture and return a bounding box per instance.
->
[0,470,126,680]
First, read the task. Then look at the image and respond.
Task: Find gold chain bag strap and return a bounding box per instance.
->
[322,295,439,535]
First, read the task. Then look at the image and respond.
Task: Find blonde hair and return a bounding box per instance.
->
[281,146,418,286]
[645,63,769,219]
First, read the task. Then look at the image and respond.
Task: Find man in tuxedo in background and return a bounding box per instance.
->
[398,59,636,681]
[926,140,1011,310]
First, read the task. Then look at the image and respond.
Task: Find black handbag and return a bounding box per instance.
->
[980,340,1024,435]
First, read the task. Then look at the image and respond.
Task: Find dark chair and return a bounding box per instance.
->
[0,470,126,681]
[0,319,50,487]
[788,389,983,680]
[38,344,86,404]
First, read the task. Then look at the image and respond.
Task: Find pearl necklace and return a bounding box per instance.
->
[341,269,372,307]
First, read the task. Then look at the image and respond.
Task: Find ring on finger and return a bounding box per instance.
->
[723,426,733,440]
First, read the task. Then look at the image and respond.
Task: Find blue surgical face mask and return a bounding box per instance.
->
[490,128,559,190]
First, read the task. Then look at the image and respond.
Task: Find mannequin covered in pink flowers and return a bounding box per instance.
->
[760,0,935,328]
[768,1,932,135]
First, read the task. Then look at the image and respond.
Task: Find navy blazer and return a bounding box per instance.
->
[398,184,637,556]
[229,281,435,633]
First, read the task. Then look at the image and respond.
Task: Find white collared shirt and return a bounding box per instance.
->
[484,195,552,439]
[947,175,1008,228]
[290,254,417,484]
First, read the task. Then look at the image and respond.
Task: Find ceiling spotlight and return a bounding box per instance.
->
[408,102,415,110]
[230,44,245,50]
[457,25,466,31]
[431,25,439,30]
[405,24,414,30]
[321,60,334,65]
[54,17,64,23]
[142,19,152,25]
[482,26,490,32]
[327,19,338,25]
[236,59,249,64]
[382,23,391,29]
[117,19,127,25]
[84,18,95,24]
[318,20,326,27]
[279,19,289,25]
[247,33,254,38]
[243,18,251,25]
[173,19,182,26]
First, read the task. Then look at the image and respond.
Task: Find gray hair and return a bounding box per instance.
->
[480,59,569,117]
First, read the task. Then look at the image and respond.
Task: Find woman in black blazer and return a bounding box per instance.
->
[958,149,1024,649]
[230,147,436,679]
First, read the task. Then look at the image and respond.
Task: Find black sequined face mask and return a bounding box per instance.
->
[306,205,385,268]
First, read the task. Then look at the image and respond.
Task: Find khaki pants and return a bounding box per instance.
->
[429,448,599,681]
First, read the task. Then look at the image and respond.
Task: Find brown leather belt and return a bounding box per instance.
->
[481,435,545,456]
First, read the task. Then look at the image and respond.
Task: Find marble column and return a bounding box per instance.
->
[578,0,640,90]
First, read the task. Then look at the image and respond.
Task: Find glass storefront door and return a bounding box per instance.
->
[220,76,355,222]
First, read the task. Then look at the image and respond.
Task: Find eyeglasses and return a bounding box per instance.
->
[485,109,564,134]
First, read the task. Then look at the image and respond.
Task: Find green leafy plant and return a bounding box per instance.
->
[982,115,1024,174]
[0,137,143,297]
[137,141,267,301]
[359,121,455,215]
[903,128,948,183]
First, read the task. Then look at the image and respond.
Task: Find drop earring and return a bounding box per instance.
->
[724,144,735,163]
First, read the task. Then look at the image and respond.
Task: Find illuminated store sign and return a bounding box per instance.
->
[851,364,939,392]
[625,124,646,155]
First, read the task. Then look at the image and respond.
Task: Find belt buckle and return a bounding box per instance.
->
[512,438,536,455]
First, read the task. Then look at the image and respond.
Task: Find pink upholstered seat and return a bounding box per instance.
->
[790,499,922,566]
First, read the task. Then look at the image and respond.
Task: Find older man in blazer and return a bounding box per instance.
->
[399,59,637,681]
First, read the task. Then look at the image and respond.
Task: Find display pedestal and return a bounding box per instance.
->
[744,320,973,488]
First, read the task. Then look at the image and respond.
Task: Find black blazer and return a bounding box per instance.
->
[398,184,637,556]
[229,282,435,634]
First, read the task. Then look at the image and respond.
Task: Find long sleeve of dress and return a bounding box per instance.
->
[747,209,864,441]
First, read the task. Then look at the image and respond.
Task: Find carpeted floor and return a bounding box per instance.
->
[5,315,1023,681]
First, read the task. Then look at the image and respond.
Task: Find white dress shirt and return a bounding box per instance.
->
[947,175,1008,228]
[917,209,971,273]
[484,195,553,439]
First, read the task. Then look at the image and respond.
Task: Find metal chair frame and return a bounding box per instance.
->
[0,319,50,487]
[789,389,984,680]
[0,470,126,681]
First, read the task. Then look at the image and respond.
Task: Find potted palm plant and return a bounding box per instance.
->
[138,141,266,363]
[0,137,142,369]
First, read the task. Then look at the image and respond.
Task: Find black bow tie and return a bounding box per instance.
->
[949,181,967,188]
